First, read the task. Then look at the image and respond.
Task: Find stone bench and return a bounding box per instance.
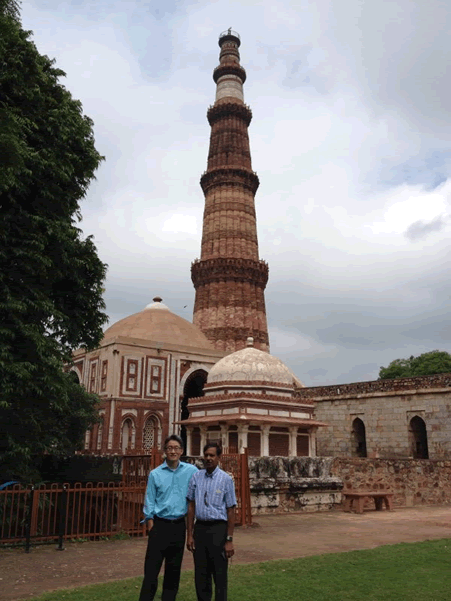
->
[343,491,394,514]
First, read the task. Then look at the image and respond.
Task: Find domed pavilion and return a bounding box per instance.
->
[177,338,326,457]
[71,297,225,453]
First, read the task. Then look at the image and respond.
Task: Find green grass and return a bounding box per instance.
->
[27,538,451,601]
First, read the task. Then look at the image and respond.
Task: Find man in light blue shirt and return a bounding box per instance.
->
[139,434,197,601]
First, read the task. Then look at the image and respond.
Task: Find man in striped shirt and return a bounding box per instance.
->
[186,442,237,601]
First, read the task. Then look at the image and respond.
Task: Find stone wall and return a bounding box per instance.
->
[248,457,342,514]
[301,374,451,459]
[247,456,451,514]
[331,457,451,508]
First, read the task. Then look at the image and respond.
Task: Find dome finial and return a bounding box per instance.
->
[246,336,254,347]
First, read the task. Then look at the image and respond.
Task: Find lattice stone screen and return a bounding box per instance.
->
[143,420,155,449]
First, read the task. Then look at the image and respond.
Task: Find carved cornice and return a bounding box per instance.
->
[200,167,259,194]
[207,102,252,126]
[213,63,247,84]
[204,380,294,391]
[188,391,308,404]
[191,257,268,287]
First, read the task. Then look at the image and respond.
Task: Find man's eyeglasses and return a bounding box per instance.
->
[165,446,182,452]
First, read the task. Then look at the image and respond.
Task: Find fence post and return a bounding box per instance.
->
[24,485,35,553]
[56,484,68,551]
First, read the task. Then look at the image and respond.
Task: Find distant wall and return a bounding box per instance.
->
[297,374,451,459]
[331,457,451,508]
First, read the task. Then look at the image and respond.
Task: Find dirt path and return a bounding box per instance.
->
[1,506,451,600]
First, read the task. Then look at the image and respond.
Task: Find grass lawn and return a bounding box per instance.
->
[28,538,451,601]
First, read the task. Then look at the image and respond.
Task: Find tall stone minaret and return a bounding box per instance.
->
[191,30,269,352]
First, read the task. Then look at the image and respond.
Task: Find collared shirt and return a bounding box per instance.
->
[187,466,237,522]
[142,460,198,522]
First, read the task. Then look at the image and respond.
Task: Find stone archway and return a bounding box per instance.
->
[180,369,208,451]
[409,416,429,459]
[351,418,367,457]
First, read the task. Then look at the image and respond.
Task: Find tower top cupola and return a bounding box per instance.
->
[213,29,247,103]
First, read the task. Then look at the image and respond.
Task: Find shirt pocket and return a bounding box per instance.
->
[211,489,224,508]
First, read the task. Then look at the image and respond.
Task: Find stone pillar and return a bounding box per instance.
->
[200,426,207,453]
[261,425,270,456]
[237,424,249,454]
[185,426,193,456]
[309,428,317,457]
[220,424,228,450]
[289,426,298,457]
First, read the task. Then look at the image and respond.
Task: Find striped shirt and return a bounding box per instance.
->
[187,466,237,522]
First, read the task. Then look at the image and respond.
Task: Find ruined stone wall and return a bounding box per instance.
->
[247,456,451,515]
[332,457,451,508]
[248,457,342,514]
[308,378,451,459]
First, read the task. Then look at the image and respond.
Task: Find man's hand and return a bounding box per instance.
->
[224,540,234,559]
[186,534,195,552]
[146,518,154,535]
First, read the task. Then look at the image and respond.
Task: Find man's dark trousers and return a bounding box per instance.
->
[193,521,228,601]
[139,517,186,601]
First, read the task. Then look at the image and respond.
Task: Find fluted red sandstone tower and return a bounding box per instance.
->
[191,30,269,353]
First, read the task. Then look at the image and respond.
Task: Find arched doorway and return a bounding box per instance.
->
[69,370,80,385]
[409,416,429,459]
[352,418,367,457]
[181,370,207,451]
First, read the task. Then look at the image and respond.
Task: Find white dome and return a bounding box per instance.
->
[208,341,295,387]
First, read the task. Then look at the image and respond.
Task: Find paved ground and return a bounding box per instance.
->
[1,506,451,600]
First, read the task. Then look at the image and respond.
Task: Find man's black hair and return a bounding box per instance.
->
[203,441,222,457]
[164,434,184,450]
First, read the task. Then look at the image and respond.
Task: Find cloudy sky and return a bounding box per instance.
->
[21,0,451,386]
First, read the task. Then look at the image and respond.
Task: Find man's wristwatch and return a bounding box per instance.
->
[226,535,233,542]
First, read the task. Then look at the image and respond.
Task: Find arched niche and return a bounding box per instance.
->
[143,415,161,450]
[351,417,367,458]
[121,418,134,453]
[180,369,208,450]
[409,416,429,459]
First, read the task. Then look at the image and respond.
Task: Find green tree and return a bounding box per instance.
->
[379,351,451,380]
[0,3,108,481]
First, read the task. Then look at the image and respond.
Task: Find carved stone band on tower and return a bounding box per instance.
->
[191,31,270,353]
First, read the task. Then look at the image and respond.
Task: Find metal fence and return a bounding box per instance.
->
[0,482,146,549]
[0,450,252,549]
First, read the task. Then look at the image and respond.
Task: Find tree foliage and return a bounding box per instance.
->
[379,351,451,380]
[0,5,108,481]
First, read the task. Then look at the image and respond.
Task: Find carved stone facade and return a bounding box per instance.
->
[192,31,269,353]
[73,298,224,454]
[298,373,451,460]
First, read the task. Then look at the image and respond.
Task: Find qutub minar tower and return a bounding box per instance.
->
[191,30,270,353]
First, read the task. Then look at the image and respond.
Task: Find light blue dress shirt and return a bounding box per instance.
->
[187,466,237,522]
[142,460,198,522]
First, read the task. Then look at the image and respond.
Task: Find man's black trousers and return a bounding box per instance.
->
[139,518,186,601]
[193,520,228,601]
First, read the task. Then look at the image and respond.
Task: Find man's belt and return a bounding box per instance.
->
[154,516,185,524]
[195,519,227,525]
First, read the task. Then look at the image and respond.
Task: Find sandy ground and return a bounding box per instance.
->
[1,506,451,600]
